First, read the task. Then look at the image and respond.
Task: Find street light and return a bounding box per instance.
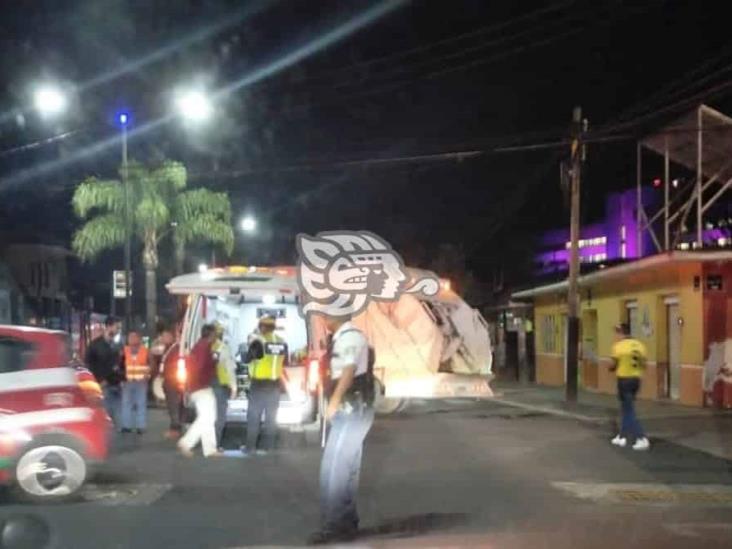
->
[174,89,213,123]
[240,216,257,233]
[118,111,132,333]
[33,84,67,117]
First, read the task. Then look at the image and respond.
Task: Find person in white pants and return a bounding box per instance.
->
[178,324,222,458]
[179,387,218,456]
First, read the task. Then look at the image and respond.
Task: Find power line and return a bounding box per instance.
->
[191,149,485,179]
[188,120,732,181]
[605,42,732,128]
[272,1,576,87]
[598,66,732,136]
[287,3,582,96]
[0,129,81,158]
[279,2,638,114]
[597,78,732,135]
[282,23,587,114]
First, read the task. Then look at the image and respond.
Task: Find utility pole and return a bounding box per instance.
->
[121,119,132,333]
[566,106,584,404]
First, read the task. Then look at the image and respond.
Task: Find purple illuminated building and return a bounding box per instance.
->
[536,186,732,275]
[536,188,657,275]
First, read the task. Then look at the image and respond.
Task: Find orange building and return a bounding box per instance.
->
[512,251,732,407]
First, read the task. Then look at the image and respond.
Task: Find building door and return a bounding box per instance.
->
[505,331,519,381]
[626,301,639,338]
[667,302,682,400]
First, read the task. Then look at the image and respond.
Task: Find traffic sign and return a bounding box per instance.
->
[113,270,131,298]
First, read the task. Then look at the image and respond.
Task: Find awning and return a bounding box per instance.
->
[641,105,732,180]
[512,250,732,300]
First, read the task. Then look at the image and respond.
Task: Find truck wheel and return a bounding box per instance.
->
[12,437,87,504]
[373,379,404,416]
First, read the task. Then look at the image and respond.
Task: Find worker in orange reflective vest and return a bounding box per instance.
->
[121,331,151,434]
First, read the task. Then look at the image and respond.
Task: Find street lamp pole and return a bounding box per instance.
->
[121,118,132,332]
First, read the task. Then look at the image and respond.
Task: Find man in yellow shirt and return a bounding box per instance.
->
[610,323,650,451]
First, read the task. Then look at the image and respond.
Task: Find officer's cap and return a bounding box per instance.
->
[259,315,276,326]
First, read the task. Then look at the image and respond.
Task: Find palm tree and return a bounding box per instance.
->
[72,160,233,334]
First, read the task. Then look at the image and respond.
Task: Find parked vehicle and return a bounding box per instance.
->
[0,326,111,502]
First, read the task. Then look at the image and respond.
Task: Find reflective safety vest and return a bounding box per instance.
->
[124,345,150,381]
[250,333,287,381]
[213,340,232,386]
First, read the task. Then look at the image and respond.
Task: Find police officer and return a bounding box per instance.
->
[241,315,288,456]
[610,323,650,451]
[311,313,374,544]
[212,322,237,451]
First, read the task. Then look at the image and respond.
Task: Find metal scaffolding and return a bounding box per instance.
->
[637,104,732,255]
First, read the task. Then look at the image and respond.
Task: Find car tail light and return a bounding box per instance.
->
[307,359,319,392]
[176,357,187,387]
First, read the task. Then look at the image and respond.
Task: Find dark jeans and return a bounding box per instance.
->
[214,383,230,448]
[320,405,374,535]
[102,384,122,428]
[246,381,280,451]
[618,377,644,441]
[163,381,184,431]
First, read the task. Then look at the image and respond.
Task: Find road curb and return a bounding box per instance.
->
[494,397,610,423]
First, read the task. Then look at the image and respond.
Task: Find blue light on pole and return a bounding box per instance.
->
[118,112,129,126]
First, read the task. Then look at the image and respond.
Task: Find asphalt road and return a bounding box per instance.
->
[2,399,732,548]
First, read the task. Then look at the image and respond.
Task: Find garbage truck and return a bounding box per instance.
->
[166,265,493,426]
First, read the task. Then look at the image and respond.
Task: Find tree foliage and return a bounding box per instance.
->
[71,159,234,266]
[71,158,234,332]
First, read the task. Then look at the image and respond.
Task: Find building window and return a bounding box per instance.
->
[565,236,607,249]
[541,314,558,353]
[620,225,627,258]
[44,263,50,289]
[583,253,607,263]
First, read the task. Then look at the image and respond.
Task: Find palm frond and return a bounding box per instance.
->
[71,177,124,218]
[175,215,234,255]
[154,161,187,193]
[135,195,170,232]
[174,189,232,223]
[71,214,126,261]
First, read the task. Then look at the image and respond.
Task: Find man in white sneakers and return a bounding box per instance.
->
[610,323,650,451]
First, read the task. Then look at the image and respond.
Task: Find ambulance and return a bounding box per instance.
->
[167,265,493,427]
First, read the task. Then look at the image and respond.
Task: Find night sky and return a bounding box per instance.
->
[1,0,731,309]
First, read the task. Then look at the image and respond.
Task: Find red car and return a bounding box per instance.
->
[0,325,111,502]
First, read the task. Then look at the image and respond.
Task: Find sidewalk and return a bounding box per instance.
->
[492,381,732,461]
